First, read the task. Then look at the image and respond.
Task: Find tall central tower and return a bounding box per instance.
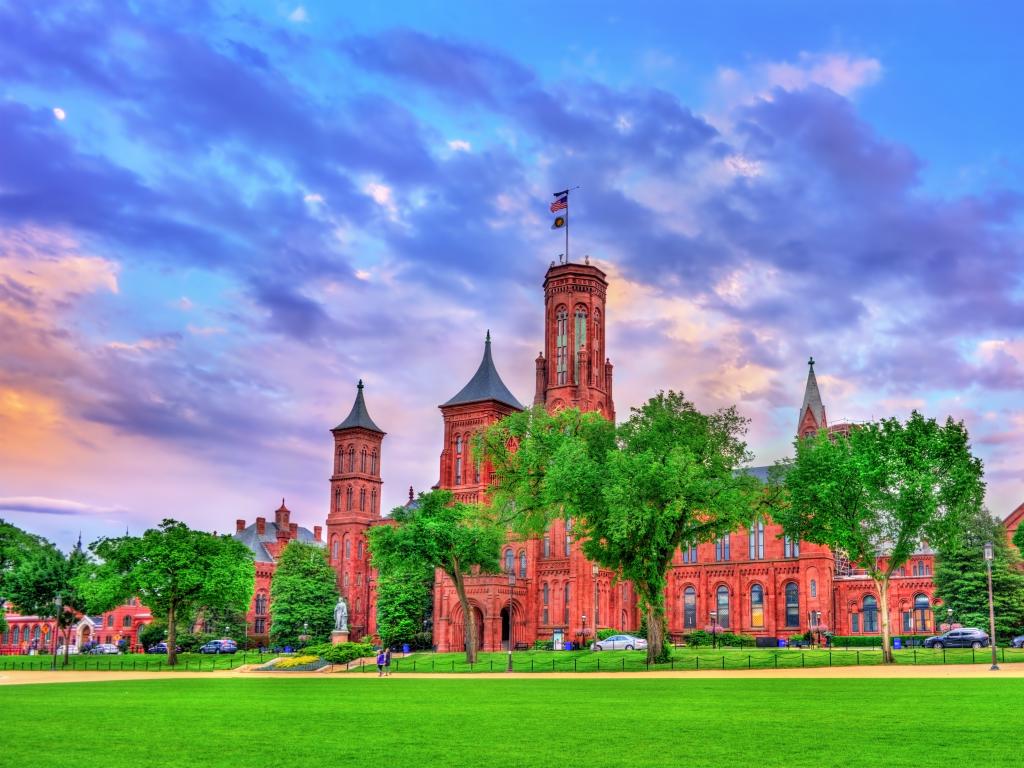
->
[534,261,615,421]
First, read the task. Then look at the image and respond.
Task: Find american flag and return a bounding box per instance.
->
[550,195,568,213]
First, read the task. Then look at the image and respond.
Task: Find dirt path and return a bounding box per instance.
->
[1,662,1022,685]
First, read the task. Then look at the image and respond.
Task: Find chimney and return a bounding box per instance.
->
[256,517,266,535]
[534,351,546,405]
[313,525,322,542]
[235,519,245,533]
[289,522,298,540]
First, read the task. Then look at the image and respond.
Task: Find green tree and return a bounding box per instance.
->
[375,565,433,649]
[137,620,166,650]
[482,394,757,664]
[934,508,1024,640]
[84,519,255,666]
[368,490,503,663]
[0,519,48,633]
[773,412,985,663]
[5,541,92,666]
[269,541,337,648]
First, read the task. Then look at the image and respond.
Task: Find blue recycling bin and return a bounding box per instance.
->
[893,637,902,650]
[402,643,410,654]
[564,641,573,651]
[778,639,787,648]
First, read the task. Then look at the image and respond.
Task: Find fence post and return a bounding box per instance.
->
[1001,647,1005,663]
[597,658,600,672]
[856,651,860,666]
[774,654,778,669]
[721,656,725,670]
[574,658,577,672]
[696,657,700,670]
[748,655,751,669]
[972,648,976,664]
[552,659,555,672]
[622,658,625,671]
[671,658,674,671]
[801,653,805,668]
[943,648,946,664]
[451,660,455,672]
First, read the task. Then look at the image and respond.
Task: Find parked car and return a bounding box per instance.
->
[591,634,648,651]
[56,645,79,655]
[198,639,238,654]
[89,643,121,655]
[1010,635,1024,649]
[145,642,181,654]
[922,628,990,649]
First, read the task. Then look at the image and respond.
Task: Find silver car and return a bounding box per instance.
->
[592,634,648,651]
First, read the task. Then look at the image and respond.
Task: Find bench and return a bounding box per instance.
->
[514,642,530,651]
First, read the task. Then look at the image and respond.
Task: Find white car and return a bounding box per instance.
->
[591,634,648,651]
[57,645,80,655]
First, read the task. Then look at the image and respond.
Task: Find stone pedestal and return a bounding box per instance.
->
[331,630,350,645]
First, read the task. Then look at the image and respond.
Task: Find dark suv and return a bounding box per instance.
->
[923,628,990,649]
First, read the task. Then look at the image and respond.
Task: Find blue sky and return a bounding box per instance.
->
[0,1,1022,547]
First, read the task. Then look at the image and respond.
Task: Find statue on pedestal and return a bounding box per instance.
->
[334,596,349,633]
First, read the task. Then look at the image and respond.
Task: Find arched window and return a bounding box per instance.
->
[359,488,366,511]
[518,551,527,578]
[715,535,730,562]
[255,593,268,614]
[107,614,114,627]
[543,536,551,558]
[33,625,41,642]
[370,490,377,515]
[751,584,765,628]
[334,488,340,513]
[593,308,602,357]
[810,579,817,598]
[863,595,878,633]
[682,542,697,563]
[574,307,587,383]
[336,447,343,473]
[749,519,764,559]
[716,586,730,629]
[555,307,569,385]
[683,586,697,629]
[784,535,799,558]
[455,457,462,485]
[123,615,132,628]
[785,582,800,628]
[542,583,549,625]
[343,573,349,588]
[12,626,20,644]
[564,531,572,557]
[371,450,378,475]
[360,447,367,473]
[331,536,339,561]
[563,583,570,624]
[344,535,351,560]
[455,435,463,454]
[346,486,353,510]
[914,594,931,632]
[347,447,355,472]
[504,548,514,573]
[357,539,364,560]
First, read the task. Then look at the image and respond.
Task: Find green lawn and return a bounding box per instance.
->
[349,646,1024,673]
[0,651,266,672]
[1,677,1021,766]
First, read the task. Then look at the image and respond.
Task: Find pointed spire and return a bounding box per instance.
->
[333,380,385,433]
[408,485,414,502]
[75,532,83,551]
[798,356,826,433]
[442,332,524,410]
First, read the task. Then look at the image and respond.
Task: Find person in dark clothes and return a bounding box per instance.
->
[383,647,392,676]
[376,648,386,677]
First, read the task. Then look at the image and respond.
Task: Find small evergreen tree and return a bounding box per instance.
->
[269,541,337,648]
[935,508,1024,639]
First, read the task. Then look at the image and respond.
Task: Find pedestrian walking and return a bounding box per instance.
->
[384,647,392,676]
[376,648,386,677]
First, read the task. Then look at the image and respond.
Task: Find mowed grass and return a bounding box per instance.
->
[2,677,1022,767]
[351,646,1024,673]
[0,651,265,672]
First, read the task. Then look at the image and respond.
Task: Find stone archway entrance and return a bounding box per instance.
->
[450,606,485,651]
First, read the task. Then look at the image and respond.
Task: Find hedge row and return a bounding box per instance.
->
[304,642,376,664]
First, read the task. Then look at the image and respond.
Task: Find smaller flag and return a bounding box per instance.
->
[550,194,568,213]
[551,215,566,229]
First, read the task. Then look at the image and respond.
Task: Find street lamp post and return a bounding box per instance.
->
[302,621,309,651]
[984,541,999,671]
[946,607,953,631]
[710,610,718,650]
[506,571,516,672]
[51,593,61,671]
[592,563,599,647]
[581,614,587,651]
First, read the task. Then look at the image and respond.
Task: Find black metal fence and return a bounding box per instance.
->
[0,651,266,672]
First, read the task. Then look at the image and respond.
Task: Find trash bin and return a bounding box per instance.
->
[893,637,902,650]
[564,641,573,651]
[402,643,410,654]
[778,639,787,648]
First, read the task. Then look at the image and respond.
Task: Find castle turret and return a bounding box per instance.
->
[797,357,827,438]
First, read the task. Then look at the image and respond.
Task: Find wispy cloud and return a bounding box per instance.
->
[0,497,128,517]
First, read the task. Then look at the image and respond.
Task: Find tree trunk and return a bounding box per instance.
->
[874,577,894,664]
[640,588,668,664]
[167,603,178,666]
[63,627,71,666]
[451,570,477,664]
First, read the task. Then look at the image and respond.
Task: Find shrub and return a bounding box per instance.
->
[596,628,621,640]
[533,639,554,650]
[304,642,375,665]
[827,635,928,648]
[680,631,755,647]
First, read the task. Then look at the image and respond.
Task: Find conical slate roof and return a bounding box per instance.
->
[798,357,826,432]
[443,331,523,410]
[333,380,384,433]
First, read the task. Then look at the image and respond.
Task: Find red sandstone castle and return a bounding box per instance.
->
[232,258,1021,651]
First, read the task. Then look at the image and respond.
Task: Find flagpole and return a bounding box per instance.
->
[565,193,570,264]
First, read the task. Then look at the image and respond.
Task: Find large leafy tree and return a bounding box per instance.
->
[0,519,48,633]
[934,507,1024,639]
[5,541,92,665]
[269,541,338,648]
[773,412,984,663]
[368,490,503,663]
[84,519,255,665]
[375,566,433,649]
[482,394,757,663]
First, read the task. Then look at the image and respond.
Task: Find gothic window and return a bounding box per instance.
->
[543,536,551,558]
[716,586,730,629]
[555,307,568,385]
[336,447,343,473]
[359,488,366,511]
[785,582,800,628]
[254,618,265,634]
[474,458,481,484]
[371,450,378,475]
[343,573,349,588]
[748,519,764,560]
[255,593,267,614]
[863,595,878,633]
[370,490,377,515]
[683,586,697,629]
[11,626,19,644]
[914,594,931,632]
[574,307,587,384]
[504,548,514,573]
[357,539,364,560]
[682,542,697,563]
[543,583,549,625]
[455,458,462,485]
[784,535,799,558]
[331,537,339,561]
[851,612,860,633]
[563,584,570,625]
[455,435,463,455]
[334,488,340,513]
[751,584,765,628]
[123,615,132,628]
[715,535,730,562]
[810,579,817,598]
[564,532,571,557]
[108,614,114,627]
[593,309,601,358]
[348,447,355,472]
[344,536,351,560]
[519,551,527,578]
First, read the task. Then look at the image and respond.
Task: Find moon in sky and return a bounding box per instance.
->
[53,107,66,120]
